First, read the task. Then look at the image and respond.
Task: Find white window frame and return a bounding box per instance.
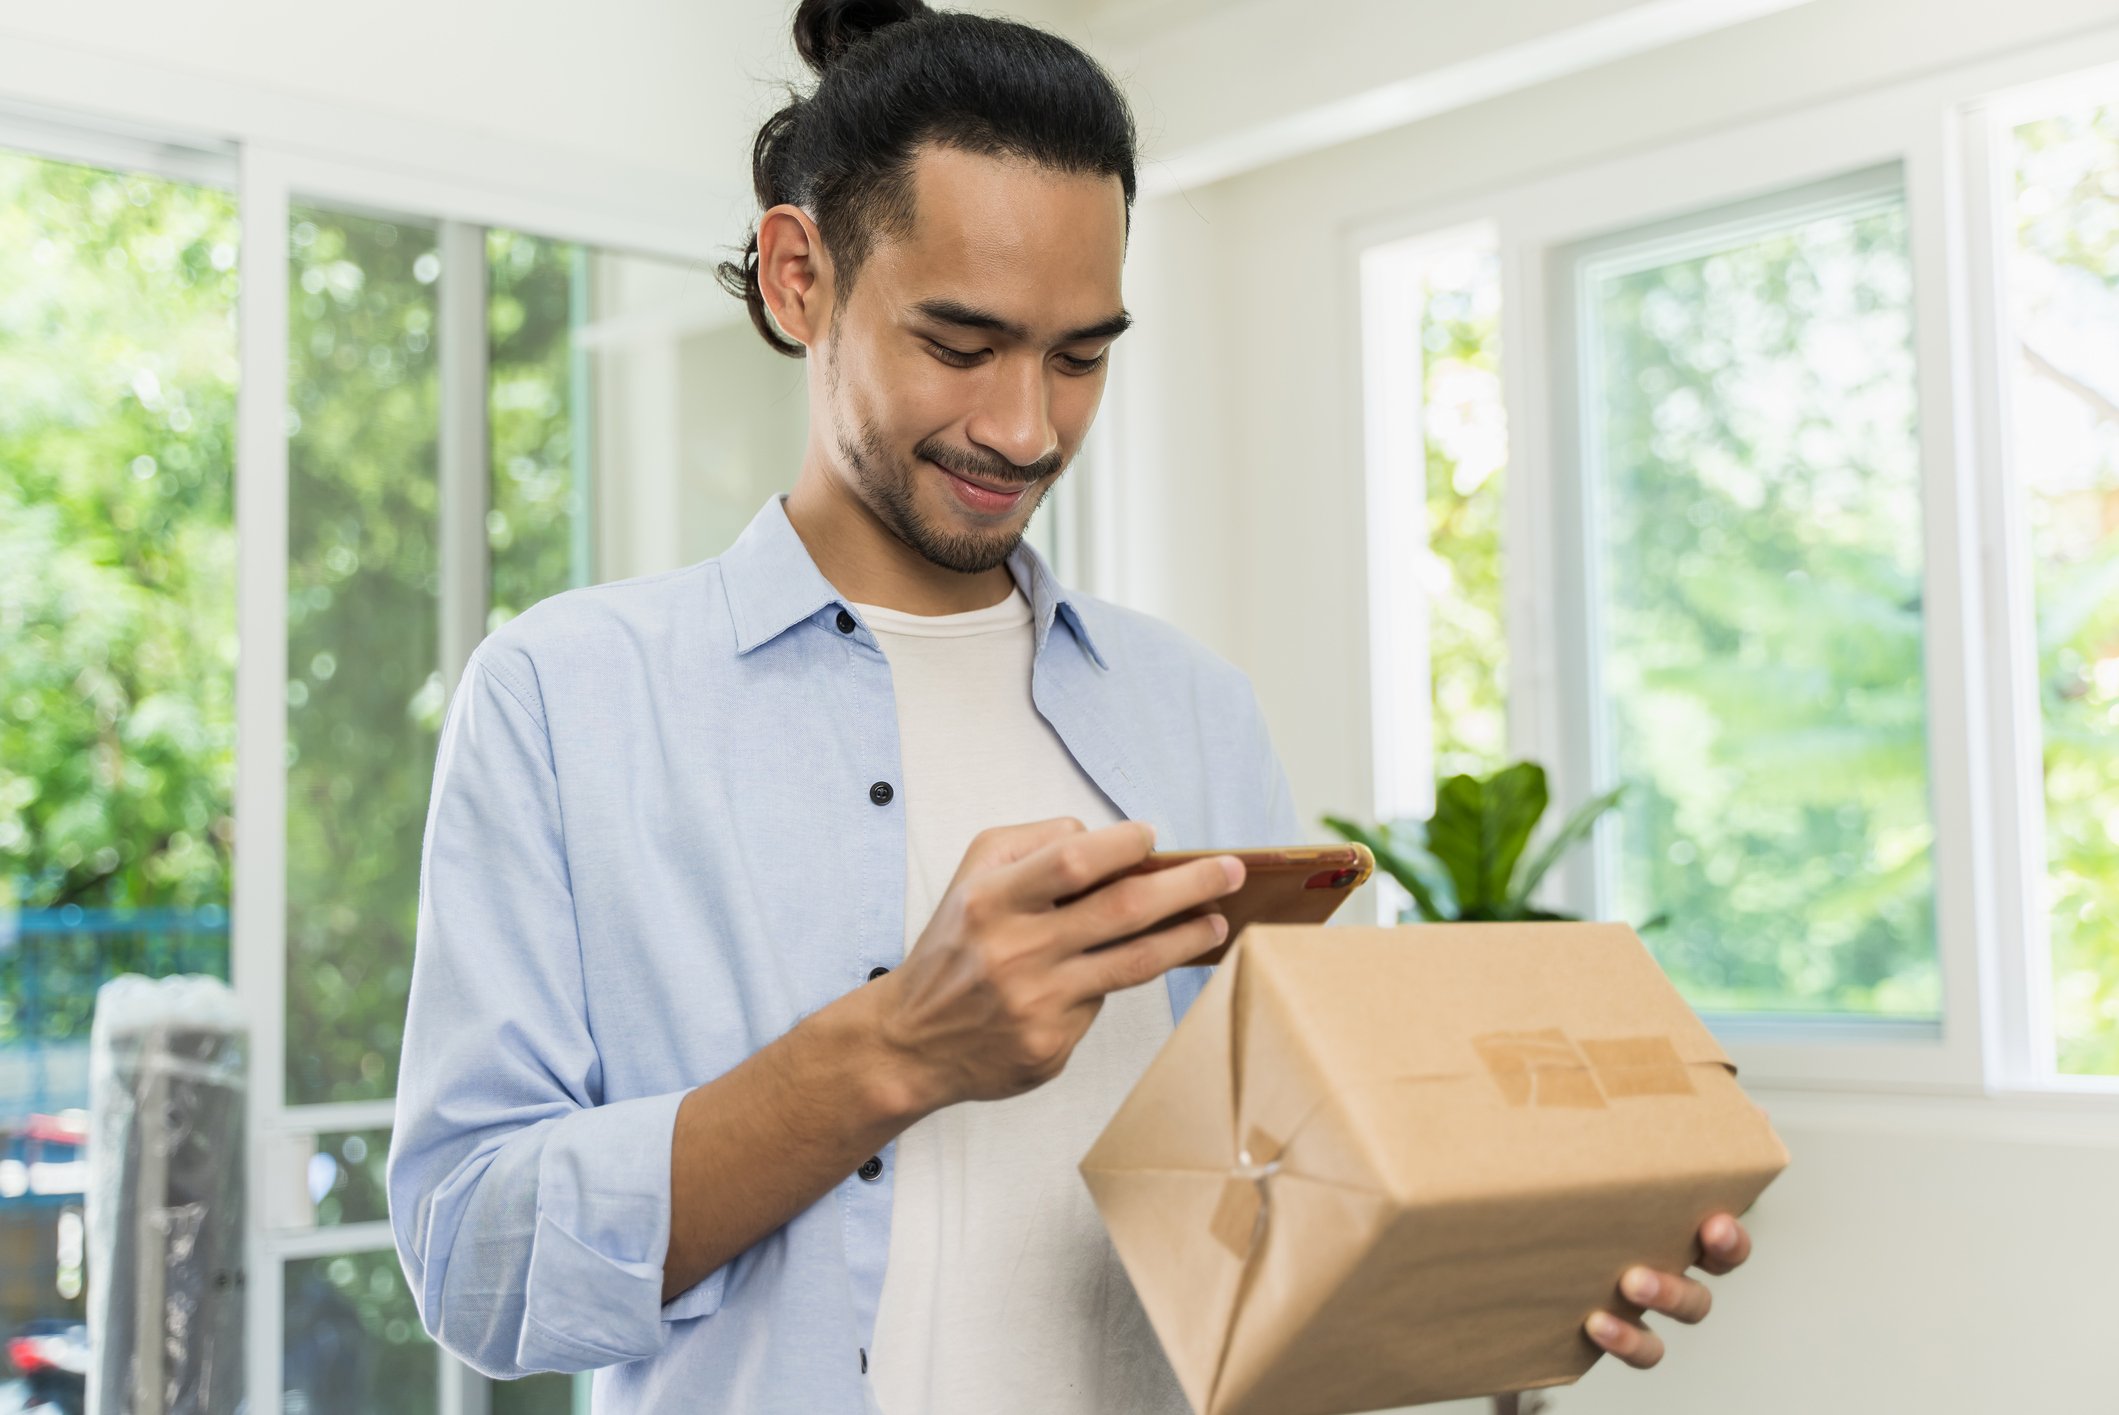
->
[1957,56,2119,1100]
[1348,19,2119,1105]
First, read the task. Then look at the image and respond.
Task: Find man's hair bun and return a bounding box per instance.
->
[793,0,933,76]
[722,0,1137,357]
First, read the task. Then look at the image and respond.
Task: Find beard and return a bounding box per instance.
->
[829,358,1064,575]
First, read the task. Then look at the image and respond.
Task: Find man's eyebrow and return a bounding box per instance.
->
[912,298,1133,345]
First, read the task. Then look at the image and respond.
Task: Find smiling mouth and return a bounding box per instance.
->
[937,465,1032,495]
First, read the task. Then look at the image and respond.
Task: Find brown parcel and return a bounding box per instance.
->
[1080,921,1791,1415]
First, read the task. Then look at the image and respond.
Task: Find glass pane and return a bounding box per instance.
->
[2009,96,2119,1076]
[488,229,590,626]
[1418,239,1508,779]
[284,1250,436,1415]
[285,206,442,1104]
[586,255,808,580]
[300,1129,391,1228]
[1581,182,1939,1017]
[492,1373,585,1414]
[0,144,238,1362]
[490,238,813,606]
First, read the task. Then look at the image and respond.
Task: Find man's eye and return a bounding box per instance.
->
[1058,352,1108,375]
[924,341,984,367]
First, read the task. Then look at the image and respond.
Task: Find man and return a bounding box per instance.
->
[386,2,1753,1410]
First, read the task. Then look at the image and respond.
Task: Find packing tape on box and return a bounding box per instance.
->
[1472,1029,1695,1107]
[1209,1125,1284,1259]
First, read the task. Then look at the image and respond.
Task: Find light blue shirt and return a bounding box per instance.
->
[387,491,1302,1412]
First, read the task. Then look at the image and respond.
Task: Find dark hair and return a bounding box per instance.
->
[717,0,1139,357]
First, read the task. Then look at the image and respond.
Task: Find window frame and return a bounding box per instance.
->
[1548,159,1960,1076]
[1957,58,2119,1097]
[1345,20,2119,1102]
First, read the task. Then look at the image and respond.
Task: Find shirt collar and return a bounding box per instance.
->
[717,492,1110,671]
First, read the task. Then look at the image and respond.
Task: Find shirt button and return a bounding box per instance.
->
[868,966,891,981]
[869,781,893,806]
[836,609,856,634]
[858,1155,884,1182]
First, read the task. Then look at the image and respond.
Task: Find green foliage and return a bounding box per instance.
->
[1324,761,1629,924]
[1418,245,1509,778]
[283,205,442,1105]
[1588,193,1941,1019]
[487,229,585,626]
[2013,103,2119,1075]
[0,152,239,918]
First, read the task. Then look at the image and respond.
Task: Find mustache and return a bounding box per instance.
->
[915,437,1063,487]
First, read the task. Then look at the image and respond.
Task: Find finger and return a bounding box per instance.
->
[1062,911,1231,998]
[994,819,1161,911]
[1047,855,1246,956]
[1694,1213,1750,1276]
[954,816,1100,887]
[1619,1266,1712,1324]
[1585,1310,1665,1369]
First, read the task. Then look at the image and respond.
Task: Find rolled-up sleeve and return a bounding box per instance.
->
[386,646,726,1379]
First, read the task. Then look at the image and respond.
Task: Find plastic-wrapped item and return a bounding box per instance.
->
[86,974,247,1415]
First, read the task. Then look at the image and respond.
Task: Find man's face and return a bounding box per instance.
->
[815,145,1129,575]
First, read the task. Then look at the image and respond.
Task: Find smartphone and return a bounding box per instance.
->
[1054,843,1376,968]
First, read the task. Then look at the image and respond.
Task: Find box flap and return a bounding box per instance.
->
[1080,936,1253,1414]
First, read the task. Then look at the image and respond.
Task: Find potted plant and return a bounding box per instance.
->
[1323,760,1654,929]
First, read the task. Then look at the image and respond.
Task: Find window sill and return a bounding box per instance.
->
[1745,1076,2119,1149]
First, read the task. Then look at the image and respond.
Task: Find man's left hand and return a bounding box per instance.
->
[1583,1212,1751,1368]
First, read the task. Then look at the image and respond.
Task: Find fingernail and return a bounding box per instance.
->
[1588,1312,1622,1342]
[1621,1269,1656,1304]
[1709,1218,1734,1250]
[1210,913,1230,940]
[1220,857,1244,888]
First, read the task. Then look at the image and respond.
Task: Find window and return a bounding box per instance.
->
[284,203,443,1108]
[1559,166,1940,1021]
[1359,225,1509,841]
[488,229,593,629]
[0,139,239,1350]
[2005,90,2119,1077]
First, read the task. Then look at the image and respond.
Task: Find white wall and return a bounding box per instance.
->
[0,0,1077,260]
[1556,1093,2119,1411]
[0,0,775,190]
[1090,0,2119,1408]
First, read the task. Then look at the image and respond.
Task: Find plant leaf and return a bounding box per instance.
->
[1427,763,1548,916]
[1508,782,1626,913]
[1321,813,1458,920]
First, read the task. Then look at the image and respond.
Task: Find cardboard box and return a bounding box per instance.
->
[1080,922,1790,1415]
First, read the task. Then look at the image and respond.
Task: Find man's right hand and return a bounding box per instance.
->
[868,818,1244,1114]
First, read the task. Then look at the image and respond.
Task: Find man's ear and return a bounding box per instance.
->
[757,204,834,351]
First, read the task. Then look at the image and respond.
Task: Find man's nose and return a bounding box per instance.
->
[967,355,1058,470]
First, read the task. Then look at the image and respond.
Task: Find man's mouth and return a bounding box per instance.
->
[931,462,1032,514]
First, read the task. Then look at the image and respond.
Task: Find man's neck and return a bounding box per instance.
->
[783,463,1019,616]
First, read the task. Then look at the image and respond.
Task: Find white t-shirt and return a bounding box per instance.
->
[854,582,1192,1415]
